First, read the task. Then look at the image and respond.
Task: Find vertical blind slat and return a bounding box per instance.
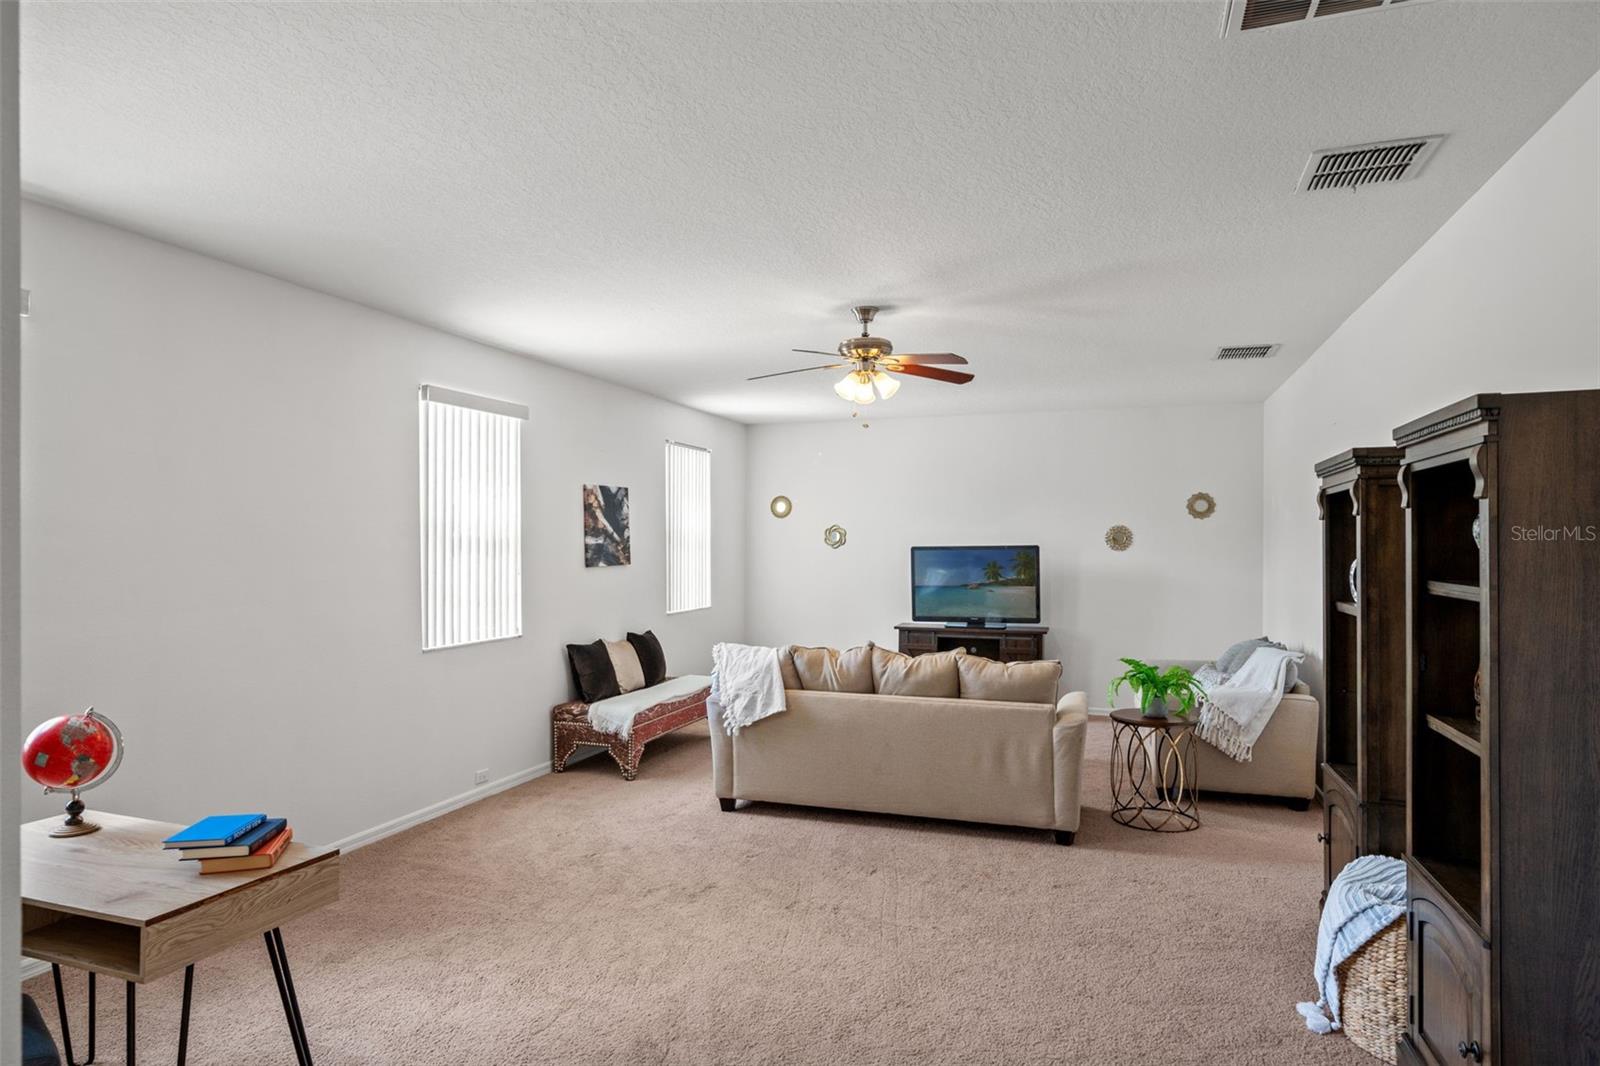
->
[665,441,711,613]
[421,396,523,649]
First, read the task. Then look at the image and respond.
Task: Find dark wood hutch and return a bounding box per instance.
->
[1393,391,1599,1066]
[1315,447,1408,902]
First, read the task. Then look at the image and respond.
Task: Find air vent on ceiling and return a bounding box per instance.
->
[1225,0,1436,34]
[1216,344,1281,361]
[1298,136,1443,192]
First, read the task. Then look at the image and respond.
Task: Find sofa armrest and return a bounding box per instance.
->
[1052,692,1089,832]
[1055,690,1088,723]
[706,696,733,798]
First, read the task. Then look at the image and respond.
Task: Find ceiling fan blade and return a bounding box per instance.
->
[792,348,840,357]
[747,363,847,381]
[884,364,975,385]
[885,353,968,366]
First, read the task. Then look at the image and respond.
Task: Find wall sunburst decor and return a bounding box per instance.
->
[1186,492,1217,520]
[823,525,847,549]
[1105,525,1133,552]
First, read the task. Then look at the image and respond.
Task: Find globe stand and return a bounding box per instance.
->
[50,789,101,838]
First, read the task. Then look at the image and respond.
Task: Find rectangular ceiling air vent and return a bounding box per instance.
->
[1216,344,1281,361]
[1298,136,1443,191]
[1225,0,1437,34]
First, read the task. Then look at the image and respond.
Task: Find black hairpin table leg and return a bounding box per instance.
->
[126,982,135,1066]
[265,928,314,1065]
[176,965,193,1065]
[50,965,95,1066]
[50,962,194,1066]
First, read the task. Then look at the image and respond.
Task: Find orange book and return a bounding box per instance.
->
[196,825,292,874]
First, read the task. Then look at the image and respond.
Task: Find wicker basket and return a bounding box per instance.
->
[1338,917,1407,1063]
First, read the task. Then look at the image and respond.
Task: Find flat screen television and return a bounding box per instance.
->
[911,545,1040,625]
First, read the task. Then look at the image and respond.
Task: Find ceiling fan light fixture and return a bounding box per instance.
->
[834,369,877,405]
[869,369,899,400]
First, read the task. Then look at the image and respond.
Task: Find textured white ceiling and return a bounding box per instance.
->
[20,2,1600,423]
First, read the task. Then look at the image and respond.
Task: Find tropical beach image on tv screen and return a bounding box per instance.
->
[912,546,1039,621]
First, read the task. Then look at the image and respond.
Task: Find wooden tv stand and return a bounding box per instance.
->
[895,623,1049,662]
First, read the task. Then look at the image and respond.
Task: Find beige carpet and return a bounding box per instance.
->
[27,718,1374,1065]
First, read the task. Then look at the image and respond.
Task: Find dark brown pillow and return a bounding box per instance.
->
[566,639,619,703]
[626,630,667,687]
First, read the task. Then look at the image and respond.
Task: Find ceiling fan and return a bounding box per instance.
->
[748,305,974,404]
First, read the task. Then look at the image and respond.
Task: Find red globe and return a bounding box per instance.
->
[22,711,122,791]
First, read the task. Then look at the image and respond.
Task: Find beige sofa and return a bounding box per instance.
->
[707,656,1090,845]
[1120,658,1319,807]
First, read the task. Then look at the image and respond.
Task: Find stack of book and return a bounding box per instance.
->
[161,813,293,874]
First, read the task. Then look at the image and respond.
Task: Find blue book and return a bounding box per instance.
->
[162,814,267,850]
[176,818,287,860]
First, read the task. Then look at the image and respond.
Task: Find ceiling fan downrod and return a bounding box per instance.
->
[852,305,879,337]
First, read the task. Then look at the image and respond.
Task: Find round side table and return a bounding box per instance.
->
[1109,709,1200,832]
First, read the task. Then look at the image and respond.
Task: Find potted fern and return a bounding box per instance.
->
[1107,658,1208,719]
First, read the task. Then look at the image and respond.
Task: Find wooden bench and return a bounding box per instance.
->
[551,680,710,780]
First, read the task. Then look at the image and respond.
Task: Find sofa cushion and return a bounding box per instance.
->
[871,646,964,698]
[778,647,803,690]
[790,643,875,693]
[605,638,647,694]
[957,655,1062,704]
[567,639,620,703]
[626,630,667,687]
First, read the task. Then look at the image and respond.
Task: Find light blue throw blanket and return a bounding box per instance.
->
[1297,854,1406,1034]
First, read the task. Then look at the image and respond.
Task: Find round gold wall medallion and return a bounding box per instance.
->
[1105,524,1133,552]
[770,495,792,518]
[1186,492,1216,520]
[823,524,847,549]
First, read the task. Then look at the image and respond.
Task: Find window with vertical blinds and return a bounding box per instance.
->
[419,386,527,650]
[665,440,711,613]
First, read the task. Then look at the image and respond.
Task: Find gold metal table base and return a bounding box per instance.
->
[1109,712,1200,832]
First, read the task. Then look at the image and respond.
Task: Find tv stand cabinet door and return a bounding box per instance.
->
[1000,634,1039,662]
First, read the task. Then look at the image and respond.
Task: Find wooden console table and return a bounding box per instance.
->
[22,812,340,1065]
[895,622,1049,662]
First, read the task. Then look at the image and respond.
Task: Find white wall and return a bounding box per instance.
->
[1262,73,1600,704]
[745,404,1265,708]
[19,202,747,845]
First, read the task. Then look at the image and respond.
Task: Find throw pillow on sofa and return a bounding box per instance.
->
[567,639,620,703]
[604,638,647,693]
[790,643,875,693]
[777,648,803,691]
[871,646,964,698]
[1216,636,1298,693]
[956,656,1062,704]
[626,630,667,687]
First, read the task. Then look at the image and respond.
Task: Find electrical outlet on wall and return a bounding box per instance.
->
[474,768,490,785]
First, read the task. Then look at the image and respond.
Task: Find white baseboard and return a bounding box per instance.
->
[20,759,555,984]
[329,760,551,853]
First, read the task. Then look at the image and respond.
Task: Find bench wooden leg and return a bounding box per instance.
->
[1054,830,1075,846]
[719,798,736,812]
[608,739,642,781]
[552,729,580,773]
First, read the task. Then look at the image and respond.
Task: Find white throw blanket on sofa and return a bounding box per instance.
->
[1194,645,1305,762]
[710,642,786,735]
